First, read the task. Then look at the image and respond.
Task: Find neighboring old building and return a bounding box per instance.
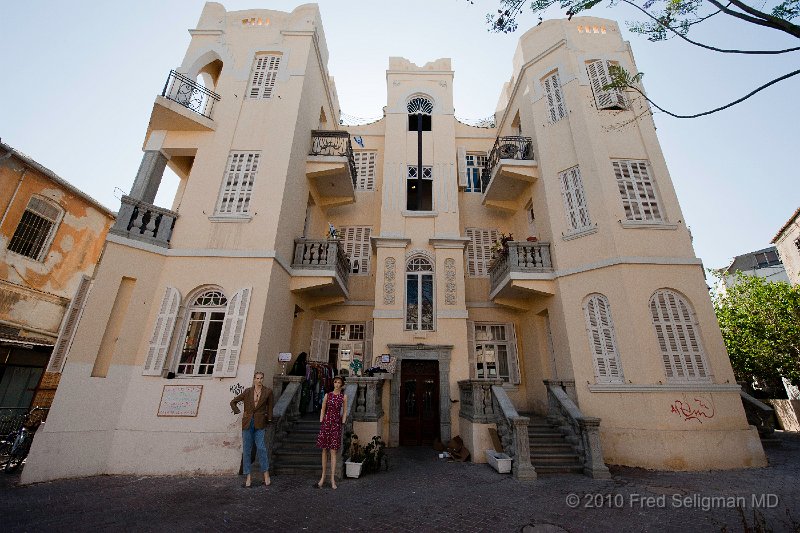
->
[0,141,114,416]
[23,3,766,483]
[717,245,790,291]
[772,207,800,286]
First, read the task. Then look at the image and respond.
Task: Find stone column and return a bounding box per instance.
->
[578,417,611,479]
[129,151,168,204]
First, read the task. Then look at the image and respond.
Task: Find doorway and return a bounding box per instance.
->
[399,359,439,446]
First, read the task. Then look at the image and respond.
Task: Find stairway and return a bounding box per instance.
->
[271,414,322,475]
[525,415,584,475]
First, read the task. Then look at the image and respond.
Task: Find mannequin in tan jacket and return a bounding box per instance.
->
[230,372,273,488]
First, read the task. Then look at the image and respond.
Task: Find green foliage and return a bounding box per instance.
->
[712,272,800,386]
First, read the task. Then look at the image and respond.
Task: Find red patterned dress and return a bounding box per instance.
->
[316,392,344,450]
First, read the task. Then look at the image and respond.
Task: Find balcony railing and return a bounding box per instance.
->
[309,130,357,188]
[480,136,534,191]
[110,196,178,248]
[161,70,220,119]
[292,238,350,287]
[488,241,552,293]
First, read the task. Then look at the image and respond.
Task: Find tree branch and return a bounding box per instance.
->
[625,68,800,118]
[622,0,800,53]
[707,0,800,37]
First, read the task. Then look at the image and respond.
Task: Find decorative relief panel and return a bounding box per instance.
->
[383,257,396,305]
[444,258,456,305]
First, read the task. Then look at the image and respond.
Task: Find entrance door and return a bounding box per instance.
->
[399,359,439,446]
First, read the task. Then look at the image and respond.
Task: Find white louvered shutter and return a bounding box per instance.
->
[584,295,623,383]
[310,319,329,362]
[650,290,709,382]
[342,226,371,274]
[457,147,468,187]
[47,275,92,373]
[506,323,521,385]
[466,228,499,277]
[353,151,376,191]
[612,160,662,222]
[216,151,261,215]
[248,54,281,99]
[586,60,626,110]
[213,287,252,377]
[467,320,476,378]
[365,320,374,366]
[559,166,591,231]
[543,72,566,123]
[143,286,181,376]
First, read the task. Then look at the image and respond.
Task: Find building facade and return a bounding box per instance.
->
[772,207,800,286]
[0,142,114,416]
[23,3,766,483]
[717,245,790,291]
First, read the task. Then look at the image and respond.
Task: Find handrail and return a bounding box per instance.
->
[292,238,350,288]
[309,130,357,188]
[491,385,537,480]
[161,70,220,119]
[740,389,776,437]
[265,377,304,466]
[480,135,534,191]
[109,195,178,248]
[336,383,358,479]
[488,241,552,294]
[544,380,610,478]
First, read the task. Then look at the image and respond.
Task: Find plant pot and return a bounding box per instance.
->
[485,450,512,474]
[345,460,364,478]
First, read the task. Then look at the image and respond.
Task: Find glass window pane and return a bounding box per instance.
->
[406,275,418,329]
[421,274,433,330]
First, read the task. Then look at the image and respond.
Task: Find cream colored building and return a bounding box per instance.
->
[772,207,800,286]
[23,3,766,483]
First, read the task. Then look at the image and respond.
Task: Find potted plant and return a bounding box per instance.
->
[345,434,365,478]
[362,435,388,473]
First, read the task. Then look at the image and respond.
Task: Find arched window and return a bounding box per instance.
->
[583,294,624,383]
[649,289,710,382]
[177,289,228,375]
[405,256,434,331]
[7,196,63,261]
[407,95,432,131]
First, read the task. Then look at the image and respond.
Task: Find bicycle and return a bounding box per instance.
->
[2,407,47,474]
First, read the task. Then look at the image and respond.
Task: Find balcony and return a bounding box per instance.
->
[480,136,538,211]
[108,196,178,248]
[488,242,555,309]
[306,131,357,209]
[290,238,350,304]
[148,71,220,132]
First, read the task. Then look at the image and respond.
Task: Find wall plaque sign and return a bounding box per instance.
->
[158,385,203,417]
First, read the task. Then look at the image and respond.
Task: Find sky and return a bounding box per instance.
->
[1,0,798,272]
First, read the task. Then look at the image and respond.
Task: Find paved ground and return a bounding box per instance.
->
[2,433,799,532]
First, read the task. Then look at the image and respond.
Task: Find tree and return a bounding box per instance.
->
[476,0,800,118]
[712,272,800,389]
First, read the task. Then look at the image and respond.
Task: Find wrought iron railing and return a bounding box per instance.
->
[292,238,350,288]
[488,242,552,294]
[161,70,220,119]
[480,136,535,191]
[110,195,178,248]
[309,130,357,188]
[544,380,610,478]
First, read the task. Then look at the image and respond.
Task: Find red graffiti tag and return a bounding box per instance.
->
[670,397,715,423]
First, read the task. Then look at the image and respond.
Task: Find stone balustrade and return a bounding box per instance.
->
[109,195,178,248]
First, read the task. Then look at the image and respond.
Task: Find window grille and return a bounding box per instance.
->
[584,294,624,383]
[650,289,710,382]
[558,166,592,232]
[465,228,499,277]
[464,153,487,193]
[353,151,376,190]
[543,71,567,123]
[7,196,62,261]
[341,226,372,274]
[248,54,281,99]
[586,59,627,110]
[407,166,432,179]
[406,97,433,115]
[612,160,662,222]
[215,152,261,215]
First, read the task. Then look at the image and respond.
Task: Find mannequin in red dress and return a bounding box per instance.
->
[314,375,347,489]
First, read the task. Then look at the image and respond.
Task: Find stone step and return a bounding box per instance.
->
[530,453,582,465]
[273,448,320,457]
[529,443,575,453]
[533,464,585,475]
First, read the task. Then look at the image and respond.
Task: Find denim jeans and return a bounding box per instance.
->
[242,417,269,474]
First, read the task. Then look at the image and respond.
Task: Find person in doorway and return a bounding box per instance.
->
[314,375,347,489]
[230,371,274,488]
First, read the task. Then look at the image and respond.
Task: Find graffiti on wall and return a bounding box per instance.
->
[670,394,715,423]
[229,382,245,396]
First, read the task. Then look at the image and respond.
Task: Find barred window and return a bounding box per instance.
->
[612,160,662,222]
[650,289,710,382]
[558,166,592,232]
[215,151,261,215]
[542,71,567,123]
[465,228,499,277]
[247,54,281,99]
[7,196,62,261]
[353,151,376,190]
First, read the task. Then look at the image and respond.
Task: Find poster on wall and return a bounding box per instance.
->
[158,385,203,417]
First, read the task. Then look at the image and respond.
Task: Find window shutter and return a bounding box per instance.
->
[543,72,566,123]
[586,60,626,110]
[353,151,376,190]
[612,160,662,222]
[584,295,623,383]
[341,226,371,274]
[47,275,92,373]
[457,147,468,187]
[213,287,252,378]
[143,286,181,376]
[216,151,261,215]
[650,290,709,382]
[559,166,591,232]
[310,319,329,362]
[467,320,476,378]
[248,54,281,99]
[506,323,521,385]
[365,320,374,365]
[466,228,499,277]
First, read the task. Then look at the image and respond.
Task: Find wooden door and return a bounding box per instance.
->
[399,359,439,446]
